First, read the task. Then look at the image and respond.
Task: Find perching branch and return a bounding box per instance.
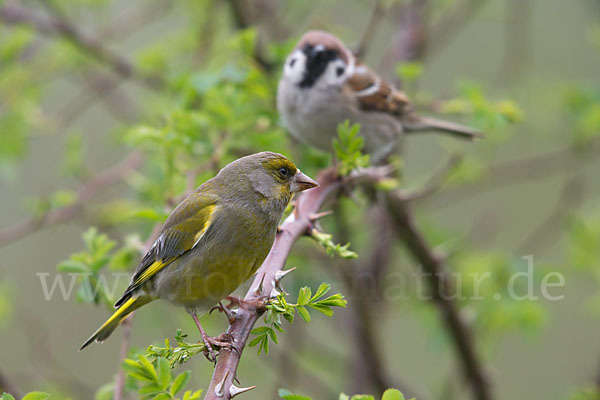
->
[0,151,143,248]
[381,190,492,400]
[204,166,390,400]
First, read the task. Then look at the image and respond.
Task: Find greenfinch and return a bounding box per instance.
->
[80,152,318,353]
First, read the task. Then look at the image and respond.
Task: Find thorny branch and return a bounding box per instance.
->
[204,166,390,400]
[381,190,492,400]
[0,151,143,248]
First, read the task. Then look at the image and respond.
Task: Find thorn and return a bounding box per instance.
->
[254,273,266,296]
[214,370,230,398]
[229,384,256,398]
[309,210,333,221]
[269,287,281,299]
[274,267,296,283]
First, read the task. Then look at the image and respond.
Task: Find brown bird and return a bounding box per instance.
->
[277,30,481,163]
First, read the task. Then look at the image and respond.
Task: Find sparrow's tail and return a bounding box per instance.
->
[79,295,151,351]
[403,115,483,140]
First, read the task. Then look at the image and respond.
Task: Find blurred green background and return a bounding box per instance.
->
[1,1,600,399]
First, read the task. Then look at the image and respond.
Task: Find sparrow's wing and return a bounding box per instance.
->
[346,63,412,116]
[346,63,482,140]
[114,191,219,307]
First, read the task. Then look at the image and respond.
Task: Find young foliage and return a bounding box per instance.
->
[279,388,414,400]
[146,329,207,368]
[333,120,370,175]
[121,354,202,400]
[311,229,358,259]
[250,283,347,355]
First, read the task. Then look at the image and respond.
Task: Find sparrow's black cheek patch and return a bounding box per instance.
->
[289,59,296,67]
[298,44,340,88]
[336,66,345,76]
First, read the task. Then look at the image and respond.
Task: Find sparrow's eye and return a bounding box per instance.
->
[278,167,289,177]
[336,66,345,76]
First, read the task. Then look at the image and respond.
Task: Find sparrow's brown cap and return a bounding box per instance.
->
[295,30,352,65]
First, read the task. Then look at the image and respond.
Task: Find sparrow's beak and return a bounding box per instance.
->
[290,170,319,193]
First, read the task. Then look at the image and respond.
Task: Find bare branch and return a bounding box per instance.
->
[0,368,20,398]
[429,0,491,56]
[354,0,384,58]
[113,316,132,400]
[0,151,143,248]
[204,167,390,400]
[423,139,600,211]
[382,191,492,400]
[226,0,275,72]
[0,2,165,90]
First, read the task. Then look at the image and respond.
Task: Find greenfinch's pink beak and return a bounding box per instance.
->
[291,170,318,193]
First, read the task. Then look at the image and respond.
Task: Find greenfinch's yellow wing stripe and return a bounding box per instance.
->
[133,260,168,286]
[114,202,218,308]
[132,204,217,286]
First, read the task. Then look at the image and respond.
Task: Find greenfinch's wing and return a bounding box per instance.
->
[114,191,219,307]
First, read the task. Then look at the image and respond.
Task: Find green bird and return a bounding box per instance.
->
[80,152,318,356]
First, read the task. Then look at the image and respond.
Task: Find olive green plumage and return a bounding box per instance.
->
[80,152,318,350]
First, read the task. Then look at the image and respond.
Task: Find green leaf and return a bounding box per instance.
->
[278,388,312,400]
[350,395,375,400]
[21,393,51,400]
[333,120,370,175]
[1,394,16,400]
[156,357,171,389]
[311,230,358,259]
[57,259,89,273]
[395,61,423,84]
[297,306,311,323]
[182,390,203,400]
[338,394,349,400]
[138,355,159,381]
[381,389,406,400]
[94,383,114,400]
[297,286,311,306]
[170,370,191,396]
[152,393,172,400]
[310,283,331,302]
[308,303,334,317]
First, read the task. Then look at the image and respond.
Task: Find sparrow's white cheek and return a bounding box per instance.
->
[322,59,349,86]
[283,50,307,84]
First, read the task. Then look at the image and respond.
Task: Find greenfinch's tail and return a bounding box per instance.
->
[79,296,151,351]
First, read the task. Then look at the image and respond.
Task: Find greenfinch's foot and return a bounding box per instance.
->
[225,296,267,312]
[199,333,240,361]
[209,301,237,324]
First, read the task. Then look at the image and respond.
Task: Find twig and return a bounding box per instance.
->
[114,316,132,400]
[0,151,143,248]
[423,140,600,210]
[395,0,430,62]
[0,2,165,90]
[114,221,163,400]
[382,191,492,400]
[226,0,274,72]
[516,175,584,255]
[204,166,390,400]
[354,0,384,58]
[404,153,463,202]
[0,368,20,398]
[429,0,490,57]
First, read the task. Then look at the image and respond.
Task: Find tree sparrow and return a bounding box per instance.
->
[277,30,481,163]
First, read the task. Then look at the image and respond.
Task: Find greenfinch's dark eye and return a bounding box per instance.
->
[279,167,289,177]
